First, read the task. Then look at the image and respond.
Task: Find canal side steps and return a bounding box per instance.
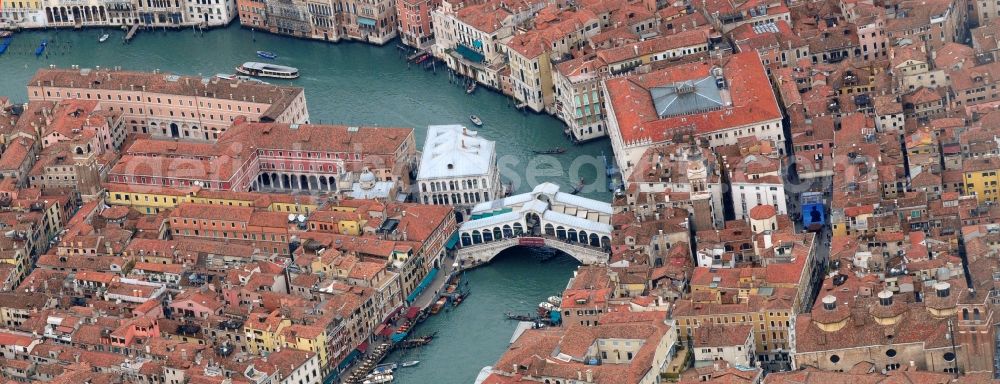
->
[455,236,608,266]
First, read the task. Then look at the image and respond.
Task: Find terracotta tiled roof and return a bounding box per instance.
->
[605,52,782,144]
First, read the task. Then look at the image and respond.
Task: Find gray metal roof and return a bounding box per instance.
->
[650,76,724,118]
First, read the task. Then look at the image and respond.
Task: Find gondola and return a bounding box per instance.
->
[532,147,566,155]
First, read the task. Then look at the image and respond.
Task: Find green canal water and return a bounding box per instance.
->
[0,25,605,383]
[385,252,578,384]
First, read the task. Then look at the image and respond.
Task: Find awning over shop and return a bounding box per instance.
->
[358,17,377,27]
[472,40,483,49]
[405,306,421,319]
[455,44,485,63]
[374,324,386,336]
[335,349,362,373]
[446,232,460,249]
[379,326,394,337]
[406,267,439,303]
[357,342,369,353]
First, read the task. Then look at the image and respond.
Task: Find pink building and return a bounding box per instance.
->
[170,290,225,319]
[397,0,439,47]
[109,317,161,349]
[105,119,416,194]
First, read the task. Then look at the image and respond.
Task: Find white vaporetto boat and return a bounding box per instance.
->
[235,62,299,79]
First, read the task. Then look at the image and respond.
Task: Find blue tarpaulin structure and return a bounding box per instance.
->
[406,268,439,302]
[446,233,459,249]
[358,17,377,26]
[391,331,409,343]
[455,44,485,63]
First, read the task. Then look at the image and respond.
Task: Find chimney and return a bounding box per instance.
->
[822,295,836,310]
[585,369,593,382]
[935,282,951,298]
[878,289,893,306]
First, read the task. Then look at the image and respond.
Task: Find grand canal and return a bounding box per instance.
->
[0,25,609,383]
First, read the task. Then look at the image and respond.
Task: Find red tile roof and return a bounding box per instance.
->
[605,52,782,143]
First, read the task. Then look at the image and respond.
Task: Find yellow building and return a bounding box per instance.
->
[962,157,1000,203]
[244,311,291,355]
[0,248,29,288]
[280,324,329,370]
[105,185,319,214]
[673,295,795,369]
[308,210,366,236]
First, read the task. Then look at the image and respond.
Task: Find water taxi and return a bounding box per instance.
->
[400,361,420,367]
[99,33,110,42]
[235,62,299,79]
[256,50,277,59]
[469,115,483,126]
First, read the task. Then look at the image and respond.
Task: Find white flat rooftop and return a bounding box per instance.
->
[417,124,496,180]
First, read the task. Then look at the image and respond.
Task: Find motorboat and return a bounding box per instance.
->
[363,374,393,384]
[469,115,483,126]
[570,177,585,195]
[235,62,299,79]
[400,361,420,367]
[547,296,563,306]
[0,37,12,55]
[99,33,110,42]
[256,50,277,59]
[35,39,46,56]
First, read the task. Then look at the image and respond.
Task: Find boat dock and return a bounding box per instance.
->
[124,25,139,42]
[406,49,428,62]
[343,342,392,384]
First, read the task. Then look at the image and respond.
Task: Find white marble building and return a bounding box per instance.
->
[417,124,502,214]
